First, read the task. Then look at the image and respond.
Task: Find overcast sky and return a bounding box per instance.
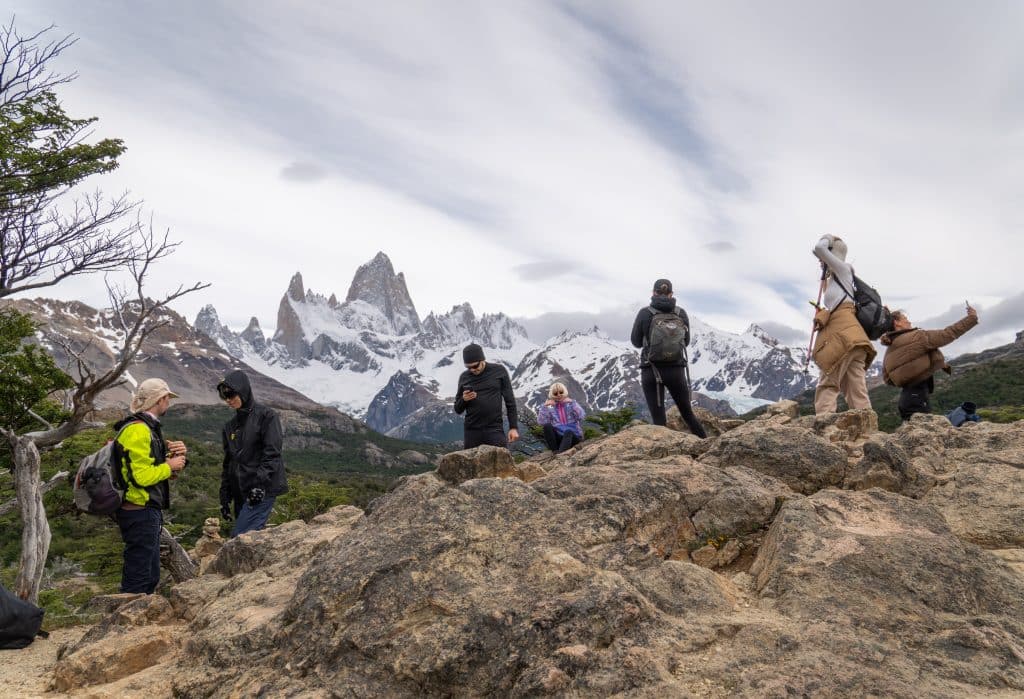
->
[9,1,1023,355]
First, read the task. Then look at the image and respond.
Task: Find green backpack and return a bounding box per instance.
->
[646,307,688,364]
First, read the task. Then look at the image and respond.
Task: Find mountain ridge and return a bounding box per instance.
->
[194,251,818,440]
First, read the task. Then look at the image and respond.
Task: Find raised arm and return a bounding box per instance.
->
[922,310,979,349]
[812,235,852,277]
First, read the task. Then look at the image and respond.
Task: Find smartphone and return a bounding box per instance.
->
[463,385,473,393]
[965,300,970,311]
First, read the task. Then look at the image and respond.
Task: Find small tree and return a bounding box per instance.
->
[0,19,208,603]
[584,405,637,436]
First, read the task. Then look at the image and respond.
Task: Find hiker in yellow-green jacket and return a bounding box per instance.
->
[110,378,187,594]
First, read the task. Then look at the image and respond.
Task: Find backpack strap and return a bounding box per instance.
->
[113,419,146,490]
[828,274,855,312]
[643,306,659,348]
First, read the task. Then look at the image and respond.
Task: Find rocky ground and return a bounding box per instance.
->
[0,627,86,698]
[10,403,1024,697]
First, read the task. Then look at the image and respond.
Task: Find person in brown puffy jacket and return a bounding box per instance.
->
[881,304,979,421]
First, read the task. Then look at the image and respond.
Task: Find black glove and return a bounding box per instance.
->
[220,503,233,521]
[247,487,265,506]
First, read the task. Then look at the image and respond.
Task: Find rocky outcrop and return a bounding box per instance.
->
[52,411,1024,698]
[272,277,309,362]
[699,419,849,494]
[344,251,421,335]
[741,487,1024,695]
[366,370,441,433]
[666,405,743,437]
[238,317,266,353]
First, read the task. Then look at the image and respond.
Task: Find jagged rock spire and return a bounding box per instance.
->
[287,272,305,301]
[344,252,421,335]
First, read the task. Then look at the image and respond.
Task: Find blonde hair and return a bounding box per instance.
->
[548,382,568,399]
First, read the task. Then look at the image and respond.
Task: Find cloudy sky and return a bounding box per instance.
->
[9,1,1023,354]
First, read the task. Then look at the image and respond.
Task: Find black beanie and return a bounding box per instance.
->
[463,343,485,364]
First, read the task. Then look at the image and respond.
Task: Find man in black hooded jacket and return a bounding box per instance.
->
[217,370,288,536]
[630,278,707,438]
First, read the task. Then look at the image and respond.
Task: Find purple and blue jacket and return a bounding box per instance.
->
[536,399,586,439]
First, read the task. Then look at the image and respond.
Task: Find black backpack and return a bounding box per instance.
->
[646,307,688,363]
[832,274,893,341]
[0,582,45,649]
[72,421,140,516]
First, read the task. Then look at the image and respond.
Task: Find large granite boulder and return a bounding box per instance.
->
[49,417,1024,698]
[699,421,849,494]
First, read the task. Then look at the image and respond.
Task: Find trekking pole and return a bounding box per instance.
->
[683,346,694,403]
[802,263,828,374]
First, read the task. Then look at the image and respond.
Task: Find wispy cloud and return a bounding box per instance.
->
[8,1,1023,345]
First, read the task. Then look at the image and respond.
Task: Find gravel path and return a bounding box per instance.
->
[0,627,87,699]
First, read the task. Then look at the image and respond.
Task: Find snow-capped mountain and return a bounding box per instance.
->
[4,297,335,412]
[514,328,645,414]
[197,252,817,441]
[687,318,816,413]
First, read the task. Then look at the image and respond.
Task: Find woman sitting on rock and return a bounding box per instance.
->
[536,382,586,453]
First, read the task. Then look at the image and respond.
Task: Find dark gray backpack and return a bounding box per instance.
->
[646,307,688,364]
[831,274,894,341]
[72,421,139,515]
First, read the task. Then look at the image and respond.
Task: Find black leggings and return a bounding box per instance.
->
[542,424,581,453]
[641,365,707,438]
[898,378,933,421]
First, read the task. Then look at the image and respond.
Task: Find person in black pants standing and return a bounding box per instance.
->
[453,343,519,448]
[217,369,289,536]
[631,279,707,438]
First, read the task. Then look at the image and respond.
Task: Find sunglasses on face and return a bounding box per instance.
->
[465,362,482,370]
[217,385,238,400]
[553,391,565,396]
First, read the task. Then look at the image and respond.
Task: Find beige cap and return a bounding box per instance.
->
[131,378,179,413]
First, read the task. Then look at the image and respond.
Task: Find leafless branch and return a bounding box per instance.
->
[0,18,77,109]
[0,192,143,298]
[23,223,208,448]
[0,470,67,517]
[26,408,53,431]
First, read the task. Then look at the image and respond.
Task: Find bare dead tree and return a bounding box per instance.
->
[0,18,76,109]
[0,227,209,603]
[0,469,66,517]
[160,528,198,583]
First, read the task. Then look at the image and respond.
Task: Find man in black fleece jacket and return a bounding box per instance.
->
[453,343,519,449]
[217,369,288,536]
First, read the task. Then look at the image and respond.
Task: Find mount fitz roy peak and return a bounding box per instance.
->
[197,252,815,440]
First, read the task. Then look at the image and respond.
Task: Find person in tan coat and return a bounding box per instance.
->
[811,235,876,414]
[881,305,979,421]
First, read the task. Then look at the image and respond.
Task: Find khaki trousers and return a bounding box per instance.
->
[814,347,871,414]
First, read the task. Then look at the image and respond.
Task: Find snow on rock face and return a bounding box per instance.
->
[420,303,528,350]
[344,252,421,335]
[513,328,643,414]
[687,318,816,403]
[365,370,441,434]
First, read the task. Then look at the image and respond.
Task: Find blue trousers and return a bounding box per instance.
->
[232,496,276,537]
[116,507,163,594]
